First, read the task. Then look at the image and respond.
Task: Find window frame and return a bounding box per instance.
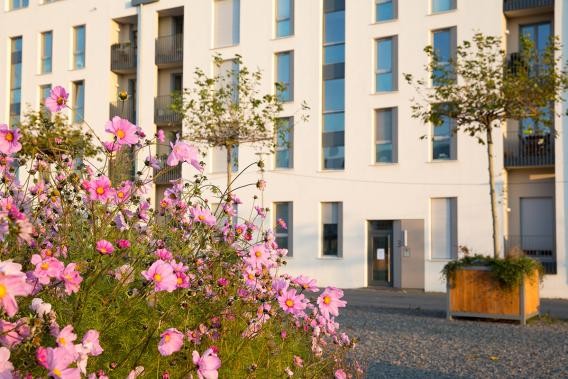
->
[275,50,294,102]
[72,80,85,124]
[431,113,457,161]
[275,117,294,169]
[214,0,240,48]
[40,31,53,74]
[9,0,29,10]
[375,36,398,92]
[375,0,397,22]
[73,25,86,70]
[431,0,456,14]
[321,202,343,257]
[374,107,398,164]
[275,0,294,38]
[431,27,457,86]
[274,202,293,256]
[430,197,458,260]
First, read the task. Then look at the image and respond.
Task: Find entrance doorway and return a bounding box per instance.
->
[368,221,393,286]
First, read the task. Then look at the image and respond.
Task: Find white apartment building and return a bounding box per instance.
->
[1,0,567,298]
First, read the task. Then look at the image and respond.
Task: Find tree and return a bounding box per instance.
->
[405,33,568,258]
[174,54,307,193]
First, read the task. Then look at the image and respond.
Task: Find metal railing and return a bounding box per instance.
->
[503,0,554,13]
[154,95,181,125]
[155,34,183,66]
[153,155,181,184]
[111,43,137,72]
[503,131,555,167]
[505,234,556,274]
[109,99,136,123]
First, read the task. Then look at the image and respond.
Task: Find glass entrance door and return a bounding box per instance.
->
[368,221,393,286]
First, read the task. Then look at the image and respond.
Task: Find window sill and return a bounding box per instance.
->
[370,90,399,96]
[430,258,453,262]
[272,167,294,171]
[317,256,343,260]
[370,162,398,166]
[70,67,86,71]
[370,19,398,25]
[210,43,240,51]
[428,159,458,163]
[6,7,29,12]
[271,35,295,41]
[317,169,345,173]
[428,9,457,16]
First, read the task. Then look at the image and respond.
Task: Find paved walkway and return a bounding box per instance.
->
[339,288,568,378]
[343,287,568,319]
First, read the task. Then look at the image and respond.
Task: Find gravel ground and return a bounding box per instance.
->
[338,291,568,379]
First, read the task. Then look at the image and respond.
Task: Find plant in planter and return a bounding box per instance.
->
[443,247,544,324]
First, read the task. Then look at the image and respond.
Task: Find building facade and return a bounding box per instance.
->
[1,0,566,298]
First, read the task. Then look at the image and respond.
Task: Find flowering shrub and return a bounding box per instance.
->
[0,86,359,378]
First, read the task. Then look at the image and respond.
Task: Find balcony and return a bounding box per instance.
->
[111,43,137,74]
[154,95,181,125]
[109,99,136,123]
[154,155,181,185]
[503,0,553,16]
[505,235,556,274]
[155,34,183,67]
[503,131,555,168]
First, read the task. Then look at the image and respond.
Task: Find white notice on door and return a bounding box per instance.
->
[376,248,385,260]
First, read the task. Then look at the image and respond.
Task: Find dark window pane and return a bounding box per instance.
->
[323,224,338,255]
[376,143,393,163]
[276,52,292,101]
[323,146,344,169]
[324,79,344,111]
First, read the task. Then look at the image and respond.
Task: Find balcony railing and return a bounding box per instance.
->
[505,234,556,274]
[503,0,554,13]
[154,155,182,184]
[111,43,137,73]
[154,95,182,125]
[155,34,183,66]
[503,131,555,167]
[109,99,136,123]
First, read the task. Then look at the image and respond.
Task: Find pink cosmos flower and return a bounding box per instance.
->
[278,289,308,317]
[103,141,122,153]
[45,86,69,113]
[96,240,114,255]
[36,346,49,368]
[82,330,103,356]
[46,346,80,379]
[192,348,221,379]
[114,181,132,204]
[105,116,139,146]
[16,218,33,244]
[167,140,202,171]
[60,263,82,295]
[0,347,14,379]
[0,261,31,316]
[334,369,347,379]
[55,325,77,352]
[88,176,114,202]
[157,129,165,143]
[317,287,347,319]
[154,248,173,261]
[0,320,22,348]
[247,244,271,268]
[293,275,319,293]
[190,207,216,226]
[127,367,145,379]
[158,328,184,356]
[0,125,22,155]
[117,239,131,249]
[141,260,177,293]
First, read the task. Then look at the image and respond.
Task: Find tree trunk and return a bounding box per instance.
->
[485,128,500,258]
[226,144,233,196]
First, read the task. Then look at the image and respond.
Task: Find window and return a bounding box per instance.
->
[276,0,294,37]
[432,27,456,86]
[375,108,397,163]
[275,117,293,168]
[322,0,345,170]
[431,0,456,13]
[9,37,23,126]
[520,22,552,54]
[214,0,240,47]
[275,51,293,102]
[376,36,397,92]
[431,198,457,260]
[322,202,342,256]
[73,25,86,69]
[41,31,53,74]
[376,0,396,22]
[72,80,85,123]
[432,114,457,160]
[211,146,238,173]
[9,0,28,10]
[40,84,52,111]
[274,202,292,255]
[216,59,239,103]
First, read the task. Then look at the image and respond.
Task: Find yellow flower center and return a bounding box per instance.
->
[117,191,125,199]
[255,250,262,258]
[99,248,107,253]
[177,277,183,284]
[154,274,162,282]
[53,368,62,377]
[285,299,294,308]
[5,132,13,142]
[248,273,255,280]
[164,334,171,343]
[64,275,72,281]
[323,296,331,305]
[0,284,6,299]
[116,129,125,139]
[58,337,66,345]
[96,186,105,195]
[198,215,206,221]
[57,97,65,105]
[45,249,53,256]
[41,262,49,270]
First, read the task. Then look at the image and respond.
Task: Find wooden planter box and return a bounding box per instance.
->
[446,266,539,325]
